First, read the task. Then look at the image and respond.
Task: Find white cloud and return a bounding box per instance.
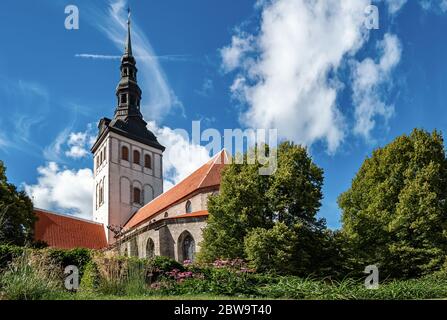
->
[384,0,408,14]
[65,128,96,159]
[351,33,402,139]
[44,124,96,161]
[87,0,182,121]
[383,0,447,14]
[43,127,72,162]
[147,122,211,191]
[223,0,371,153]
[24,162,94,218]
[221,34,254,73]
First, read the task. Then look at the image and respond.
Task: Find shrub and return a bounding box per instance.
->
[156,268,262,297]
[0,245,25,270]
[92,254,150,296]
[244,222,297,274]
[44,248,92,276]
[148,256,184,273]
[79,261,100,294]
[0,252,64,300]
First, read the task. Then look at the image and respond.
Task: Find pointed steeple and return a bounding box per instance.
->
[114,6,141,121]
[92,7,165,153]
[125,7,133,57]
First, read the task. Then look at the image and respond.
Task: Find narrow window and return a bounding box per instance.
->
[103,146,107,162]
[146,239,155,258]
[164,212,168,218]
[133,187,141,204]
[99,184,103,206]
[120,94,127,104]
[133,150,140,165]
[122,146,129,161]
[144,154,152,169]
[185,200,192,214]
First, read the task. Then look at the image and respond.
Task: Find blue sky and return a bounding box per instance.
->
[1,0,447,228]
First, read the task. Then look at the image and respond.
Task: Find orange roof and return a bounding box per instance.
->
[125,150,229,229]
[170,210,209,220]
[34,209,107,250]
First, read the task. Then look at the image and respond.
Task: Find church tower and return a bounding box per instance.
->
[91,10,165,243]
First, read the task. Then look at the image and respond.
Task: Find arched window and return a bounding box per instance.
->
[98,182,104,206]
[130,238,138,257]
[133,187,141,204]
[164,212,168,218]
[96,184,99,209]
[133,150,140,165]
[178,231,195,263]
[144,154,152,169]
[122,146,129,161]
[185,200,192,214]
[146,238,155,258]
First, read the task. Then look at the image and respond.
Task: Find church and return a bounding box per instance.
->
[33,14,228,262]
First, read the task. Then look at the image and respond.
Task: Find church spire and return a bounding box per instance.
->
[125,7,133,57]
[95,6,164,153]
[114,6,141,121]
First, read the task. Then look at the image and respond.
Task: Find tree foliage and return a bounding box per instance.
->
[244,222,297,274]
[0,161,35,246]
[244,221,344,276]
[339,129,447,278]
[198,142,326,266]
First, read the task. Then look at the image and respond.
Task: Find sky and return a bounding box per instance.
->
[1,0,447,228]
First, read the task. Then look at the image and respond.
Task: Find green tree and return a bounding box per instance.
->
[0,160,35,246]
[198,142,325,263]
[339,129,447,278]
[244,221,343,276]
[244,222,297,274]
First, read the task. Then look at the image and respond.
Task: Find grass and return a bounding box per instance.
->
[1,252,447,300]
[8,275,445,301]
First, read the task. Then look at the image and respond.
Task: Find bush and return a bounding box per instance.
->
[148,256,184,273]
[0,252,64,300]
[79,261,100,294]
[91,254,150,296]
[0,245,25,270]
[244,222,297,274]
[45,248,92,276]
[154,268,263,297]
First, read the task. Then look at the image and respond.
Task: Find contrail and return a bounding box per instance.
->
[75,53,191,61]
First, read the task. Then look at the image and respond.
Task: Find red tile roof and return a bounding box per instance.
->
[124,150,229,229]
[34,209,107,250]
[170,210,209,220]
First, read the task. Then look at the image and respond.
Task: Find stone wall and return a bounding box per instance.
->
[118,217,207,262]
